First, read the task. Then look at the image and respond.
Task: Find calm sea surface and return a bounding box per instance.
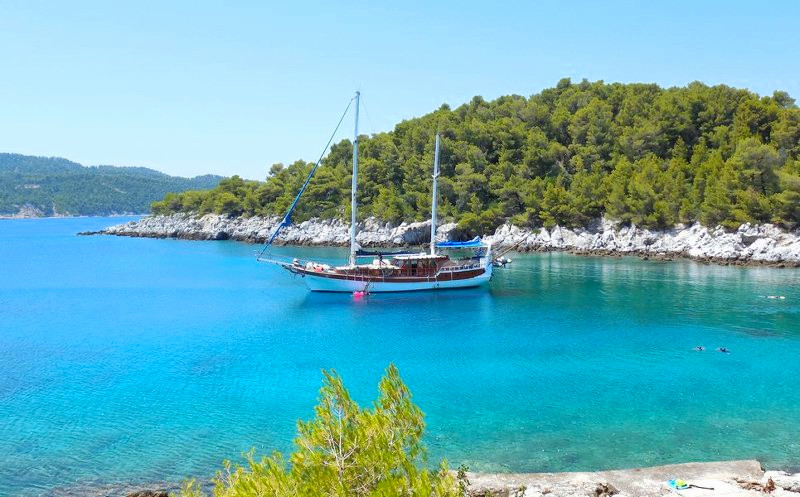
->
[2,217,800,496]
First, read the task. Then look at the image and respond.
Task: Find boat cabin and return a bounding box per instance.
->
[387,253,448,276]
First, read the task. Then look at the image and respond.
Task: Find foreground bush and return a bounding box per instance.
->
[178,365,459,497]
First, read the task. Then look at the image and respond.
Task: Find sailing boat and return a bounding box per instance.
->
[258,92,493,292]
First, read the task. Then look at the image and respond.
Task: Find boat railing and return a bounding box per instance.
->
[439,263,480,272]
[360,266,437,278]
[258,255,482,279]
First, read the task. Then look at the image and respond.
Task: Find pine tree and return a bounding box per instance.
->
[180,366,459,497]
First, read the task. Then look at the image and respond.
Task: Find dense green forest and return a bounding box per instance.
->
[152,79,800,235]
[0,153,222,216]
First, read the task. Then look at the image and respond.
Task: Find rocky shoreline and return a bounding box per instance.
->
[82,213,800,267]
[46,461,800,497]
[464,460,800,496]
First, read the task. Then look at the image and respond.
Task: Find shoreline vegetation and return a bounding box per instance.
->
[171,365,459,497]
[149,80,800,243]
[84,213,800,267]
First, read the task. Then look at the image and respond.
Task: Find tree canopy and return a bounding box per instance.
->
[153,80,800,235]
[178,365,459,497]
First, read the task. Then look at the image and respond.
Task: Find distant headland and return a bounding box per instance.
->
[0,153,223,218]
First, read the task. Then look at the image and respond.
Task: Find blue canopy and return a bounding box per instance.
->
[436,236,483,248]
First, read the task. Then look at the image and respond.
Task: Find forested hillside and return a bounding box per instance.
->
[0,154,222,216]
[152,79,800,235]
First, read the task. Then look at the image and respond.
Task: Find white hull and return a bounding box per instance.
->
[299,265,493,293]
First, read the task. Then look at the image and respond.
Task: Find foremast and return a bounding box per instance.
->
[349,91,361,266]
[430,133,440,255]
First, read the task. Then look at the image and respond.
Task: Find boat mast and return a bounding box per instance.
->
[430,133,440,255]
[349,91,361,266]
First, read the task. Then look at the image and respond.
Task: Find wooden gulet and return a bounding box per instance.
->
[258,92,493,293]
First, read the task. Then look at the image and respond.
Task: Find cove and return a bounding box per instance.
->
[1,217,799,496]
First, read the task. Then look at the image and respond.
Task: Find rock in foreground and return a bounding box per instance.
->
[48,461,800,496]
[466,460,800,497]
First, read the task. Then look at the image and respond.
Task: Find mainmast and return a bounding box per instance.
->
[430,133,440,255]
[349,91,361,266]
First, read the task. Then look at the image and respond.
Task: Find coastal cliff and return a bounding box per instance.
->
[87,214,800,267]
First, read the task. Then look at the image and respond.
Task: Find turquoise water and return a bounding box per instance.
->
[2,217,800,496]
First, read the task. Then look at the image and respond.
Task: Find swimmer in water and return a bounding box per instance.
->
[717,347,730,353]
[694,346,705,351]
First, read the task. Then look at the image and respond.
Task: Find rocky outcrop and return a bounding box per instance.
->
[487,219,800,267]
[87,213,446,248]
[764,470,800,493]
[84,213,800,267]
[0,204,46,218]
[464,460,777,497]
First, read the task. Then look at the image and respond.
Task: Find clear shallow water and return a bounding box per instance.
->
[2,217,800,496]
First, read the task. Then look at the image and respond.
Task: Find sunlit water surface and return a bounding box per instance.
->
[1,217,799,496]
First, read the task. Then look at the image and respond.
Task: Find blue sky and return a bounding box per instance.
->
[1,0,798,179]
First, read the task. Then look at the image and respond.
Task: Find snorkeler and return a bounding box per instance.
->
[717,347,730,353]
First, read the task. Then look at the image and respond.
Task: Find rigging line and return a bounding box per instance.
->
[359,94,377,136]
[257,95,356,259]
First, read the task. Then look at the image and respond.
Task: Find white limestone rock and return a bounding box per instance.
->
[436,222,459,242]
[763,470,800,492]
[98,214,800,265]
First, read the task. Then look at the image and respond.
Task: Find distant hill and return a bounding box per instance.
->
[0,153,224,217]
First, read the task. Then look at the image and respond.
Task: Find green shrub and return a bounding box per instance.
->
[178,365,459,497]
